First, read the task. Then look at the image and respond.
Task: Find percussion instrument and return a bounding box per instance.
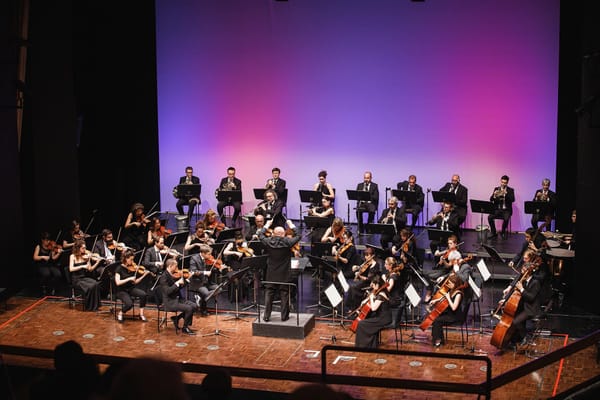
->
[546,248,575,276]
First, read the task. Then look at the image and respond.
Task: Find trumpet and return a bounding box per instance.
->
[535,191,549,201]
[493,186,507,199]
[265,179,275,189]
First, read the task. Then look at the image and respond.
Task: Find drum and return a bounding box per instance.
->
[546,239,561,248]
[546,248,575,276]
[175,215,189,232]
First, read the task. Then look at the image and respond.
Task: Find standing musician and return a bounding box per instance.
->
[347,247,380,312]
[531,178,558,232]
[259,218,300,322]
[175,166,201,222]
[114,249,150,323]
[332,229,359,281]
[69,240,102,311]
[488,175,515,240]
[33,231,64,296]
[356,171,379,235]
[202,209,226,240]
[397,174,425,230]
[216,166,242,227]
[265,167,287,203]
[439,174,468,226]
[377,196,406,249]
[312,170,335,207]
[496,250,545,348]
[185,221,215,253]
[124,202,150,251]
[159,258,199,335]
[146,216,172,247]
[430,274,465,347]
[426,201,461,255]
[188,244,217,316]
[253,189,285,227]
[353,275,391,349]
[382,257,408,329]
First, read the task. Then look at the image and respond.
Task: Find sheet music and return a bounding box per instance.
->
[291,259,299,269]
[476,259,491,282]
[404,283,421,307]
[324,284,342,308]
[337,271,350,293]
[468,276,482,299]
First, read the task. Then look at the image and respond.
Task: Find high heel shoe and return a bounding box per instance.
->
[140,315,148,322]
[117,312,123,323]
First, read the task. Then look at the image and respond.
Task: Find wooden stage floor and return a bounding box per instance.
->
[1,296,599,399]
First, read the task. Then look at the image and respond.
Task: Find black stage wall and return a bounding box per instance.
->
[1,1,598,313]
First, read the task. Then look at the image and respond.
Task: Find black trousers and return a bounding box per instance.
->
[264,283,289,320]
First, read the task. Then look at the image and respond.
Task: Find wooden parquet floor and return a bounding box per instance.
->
[1,296,599,399]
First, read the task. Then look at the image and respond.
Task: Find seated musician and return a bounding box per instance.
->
[33,231,64,296]
[530,178,557,232]
[397,174,425,230]
[332,229,358,281]
[498,250,546,347]
[62,220,90,250]
[188,244,217,316]
[114,249,150,323]
[223,231,254,302]
[426,201,461,255]
[320,216,345,245]
[159,259,198,335]
[509,228,551,283]
[124,202,150,251]
[202,209,225,240]
[353,275,391,349]
[246,214,266,242]
[347,247,380,312]
[377,196,406,249]
[147,216,171,247]
[383,257,408,329]
[69,240,102,311]
[356,171,379,235]
[253,189,285,227]
[307,197,334,243]
[265,167,287,203]
[175,166,200,222]
[430,273,465,347]
[312,170,335,206]
[424,234,461,303]
[391,228,416,265]
[216,166,242,227]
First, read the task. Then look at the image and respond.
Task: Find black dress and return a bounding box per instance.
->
[354,293,392,349]
[71,261,101,311]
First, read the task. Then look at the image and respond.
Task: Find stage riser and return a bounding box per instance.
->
[252,312,315,339]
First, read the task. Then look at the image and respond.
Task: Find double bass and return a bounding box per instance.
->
[350,282,389,333]
[490,256,542,349]
[419,271,467,331]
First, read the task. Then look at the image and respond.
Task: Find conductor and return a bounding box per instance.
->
[258,217,300,322]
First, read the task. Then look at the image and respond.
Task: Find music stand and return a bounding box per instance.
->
[391,189,417,206]
[306,255,338,313]
[299,190,323,205]
[239,255,268,314]
[203,279,233,338]
[304,215,333,228]
[481,243,509,319]
[365,244,388,260]
[365,223,396,236]
[210,242,226,258]
[310,242,334,258]
[177,184,201,199]
[346,190,371,203]
[253,188,267,200]
[470,199,495,246]
[223,266,252,322]
[247,240,265,256]
[431,191,456,204]
[524,201,552,216]
[427,228,453,249]
[215,227,242,243]
[98,262,119,315]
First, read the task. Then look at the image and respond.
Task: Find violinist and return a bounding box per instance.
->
[423,234,462,304]
[498,250,546,348]
[530,178,558,232]
[320,216,344,244]
[189,244,217,316]
[382,257,408,329]
[92,229,120,271]
[377,196,406,249]
[62,220,90,249]
[159,258,198,335]
[147,216,172,247]
[253,189,285,227]
[354,275,391,349]
[142,236,171,277]
[202,209,225,240]
[69,240,102,311]
[488,175,515,240]
[216,166,242,227]
[114,250,150,323]
[391,228,416,266]
[175,166,201,222]
[124,202,150,250]
[223,231,254,303]
[347,247,380,312]
[332,229,358,280]
[185,221,215,253]
[33,232,64,296]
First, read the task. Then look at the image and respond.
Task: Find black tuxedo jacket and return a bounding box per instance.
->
[489,186,515,213]
[142,246,164,273]
[356,181,379,209]
[439,182,468,210]
[272,178,287,201]
[258,227,300,283]
[179,175,200,185]
[218,177,242,192]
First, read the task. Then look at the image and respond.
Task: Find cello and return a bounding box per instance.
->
[350,281,389,333]
[490,255,542,349]
[419,271,467,331]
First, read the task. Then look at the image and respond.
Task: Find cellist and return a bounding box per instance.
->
[382,256,408,329]
[353,275,391,349]
[496,250,544,348]
[430,273,464,347]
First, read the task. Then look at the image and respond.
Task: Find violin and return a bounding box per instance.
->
[158,226,172,237]
[73,230,90,240]
[354,259,374,281]
[205,255,229,272]
[237,245,254,258]
[107,241,129,251]
[172,268,190,280]
[334,242,353,260]
[45,240,63,253]
[206,221,226,235]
